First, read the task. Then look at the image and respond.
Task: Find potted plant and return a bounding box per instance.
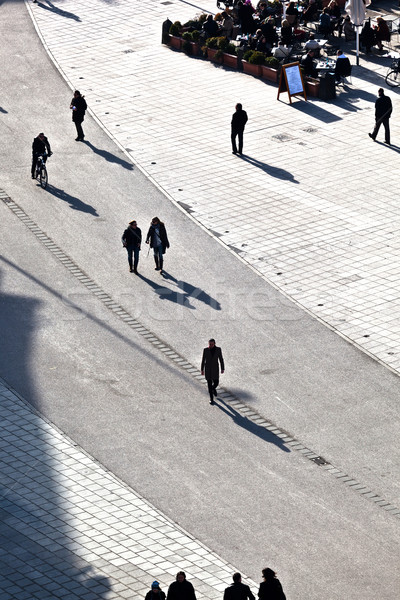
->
[169,21,183,49]
[182,31,201,55]
[242,50,264,77]
[222,42,238,68]
[205,36,226,61]
[261,56,280,82]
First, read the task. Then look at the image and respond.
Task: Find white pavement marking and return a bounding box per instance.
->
[27,0,400,374]
[0,379,252,600]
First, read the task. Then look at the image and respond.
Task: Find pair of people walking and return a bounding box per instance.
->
[224,570,285,600]
[145,572,196,600]
[121,217,169,274]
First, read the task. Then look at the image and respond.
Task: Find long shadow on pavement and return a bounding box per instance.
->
[45,184,99,216]
[240,155,299,183]
[83,141,134,170]
[138,271,221,310]
[214,398,291,453]
[36,0,81,21]
[291,100,342,123]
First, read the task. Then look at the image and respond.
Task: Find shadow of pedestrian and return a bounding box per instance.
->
[83,141,134,170]
[215,398,291,452]
[0,106,8,113]
[45,185,99,216]
[36,0,81,21]
[161,270,221,310]
[240,155,299,183]
[374,140,400,152]
[137,272,196,308]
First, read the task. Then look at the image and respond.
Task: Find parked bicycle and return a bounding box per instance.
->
[35,153,49,189]
[385,58,400,88]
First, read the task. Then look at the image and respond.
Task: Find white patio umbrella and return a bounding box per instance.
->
[345,0,371,65]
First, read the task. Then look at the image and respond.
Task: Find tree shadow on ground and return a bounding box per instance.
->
[240,155,299,183]
[45,184,99,216]
[83,141,134,170]
[36,0,81,21]
[215,398,291,452]
[138,270,221,310]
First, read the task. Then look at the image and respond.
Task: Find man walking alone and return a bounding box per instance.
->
[201,339,224,405]
[369,88,392,145]
[231,103,248,155]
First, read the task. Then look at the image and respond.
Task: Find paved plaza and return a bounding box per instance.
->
[28,0,400,374]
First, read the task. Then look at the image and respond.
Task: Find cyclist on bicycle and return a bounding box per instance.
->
[31,132,52,179]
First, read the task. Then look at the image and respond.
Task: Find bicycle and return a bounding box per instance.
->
[385,58,400,88]
[35,152,50,189]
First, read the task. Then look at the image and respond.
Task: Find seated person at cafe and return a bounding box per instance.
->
[319,8,332,37]
[343,15,356,41]
[237,1,257,34]
[305,34,321,54]
[280,19,293,45]
[301,49,318,78]
[251,29,269,53]
[360,19,376,53]
[327,0,343,37]
[203,14,220,38]
[261,16,278,47]
[334,49,351,82]
[285,2,298,26]
[301,0,318,26]
[220,11,234,39]
[293,26,308,42]
[374,17,391,50]
[256,1,269,21]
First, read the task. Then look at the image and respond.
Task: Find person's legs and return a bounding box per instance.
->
[75,120,84,140]
[231,129,238,153]
[206,379,214,402]
[153,245,162,270]
[212,378,219,396]
[237,130,244,154]
[383,118,390,144]
[127,247,133,271]
[31,154,37,178]
[133,247,140,273]
[370,120,381,140]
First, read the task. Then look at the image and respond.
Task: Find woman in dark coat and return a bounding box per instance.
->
[70,90,87,141]
[258,568,286,600]
[145,216,170,274]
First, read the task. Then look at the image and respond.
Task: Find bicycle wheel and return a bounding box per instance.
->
[39,166,48,189]
[385,70,400,87]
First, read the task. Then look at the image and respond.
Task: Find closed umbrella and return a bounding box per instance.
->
[345,0,371,65]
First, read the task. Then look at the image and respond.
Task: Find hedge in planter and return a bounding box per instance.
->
[242,50,265,77]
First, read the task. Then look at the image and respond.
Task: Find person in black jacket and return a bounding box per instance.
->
[145,581,166,600]
[201,339,225,405]
[145,217,170,274]
[258,568,286,600]
[369,88,392,145]
[122,219,142,273]
[70,90,87,141]
[231,103,248,155]
[31,132,52,179]
[224,573,255,600]
[167,572,196,600]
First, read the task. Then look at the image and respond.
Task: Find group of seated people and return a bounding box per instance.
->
[301,47,351,82]
[360,17,391,52]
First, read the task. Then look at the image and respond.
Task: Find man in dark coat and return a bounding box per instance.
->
[145,217,170,274]
[301,49,318,78]
[201,338,225,405]
[224,573,255,600]
[31,132,52,179]
[167,572,196,600]
[369,88,392,145]
[70,90,87,141]
[122,219,142,273]
[231,103,248,155]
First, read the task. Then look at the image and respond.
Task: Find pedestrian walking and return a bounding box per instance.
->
[167,572,196,600]
[201,338,224,405]
[224,573,255,600]
[369,88,392,145]
[122,219,142,273]
[145,217,170,274]
[31,132,52,179]
[231,103,248,155]
[258,568,286,600]
[145,581,166,600]
[70,90,87,141]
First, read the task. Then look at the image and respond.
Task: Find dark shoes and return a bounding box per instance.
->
[213,388,217,397]
[209,398,214,405]
[368,133,375,141]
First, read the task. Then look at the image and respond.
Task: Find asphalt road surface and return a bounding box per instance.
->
[0,3,399,599]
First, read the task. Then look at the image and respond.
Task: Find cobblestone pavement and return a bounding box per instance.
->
[0,379,249,600]
[26,0,400,375]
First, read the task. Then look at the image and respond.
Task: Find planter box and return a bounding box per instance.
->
[261,65,279,83]
[223,53,238,68]
[306,78,320,97]
[169,35,182,50]
[206,48,222,63]
[242,60,262,77]
[183,41,201,56]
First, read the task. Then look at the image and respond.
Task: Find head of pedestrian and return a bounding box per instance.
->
[262,568,276,580]
[176,572,186,583]
[38,132,45,139]
[152,581,161,592]
[233,573,242,583]
[129,220,137,227]
[208,339,216,348]
[152,217,160,225]
[378,88,384,97]
[74,90,81,98]
[235,103,242,111]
